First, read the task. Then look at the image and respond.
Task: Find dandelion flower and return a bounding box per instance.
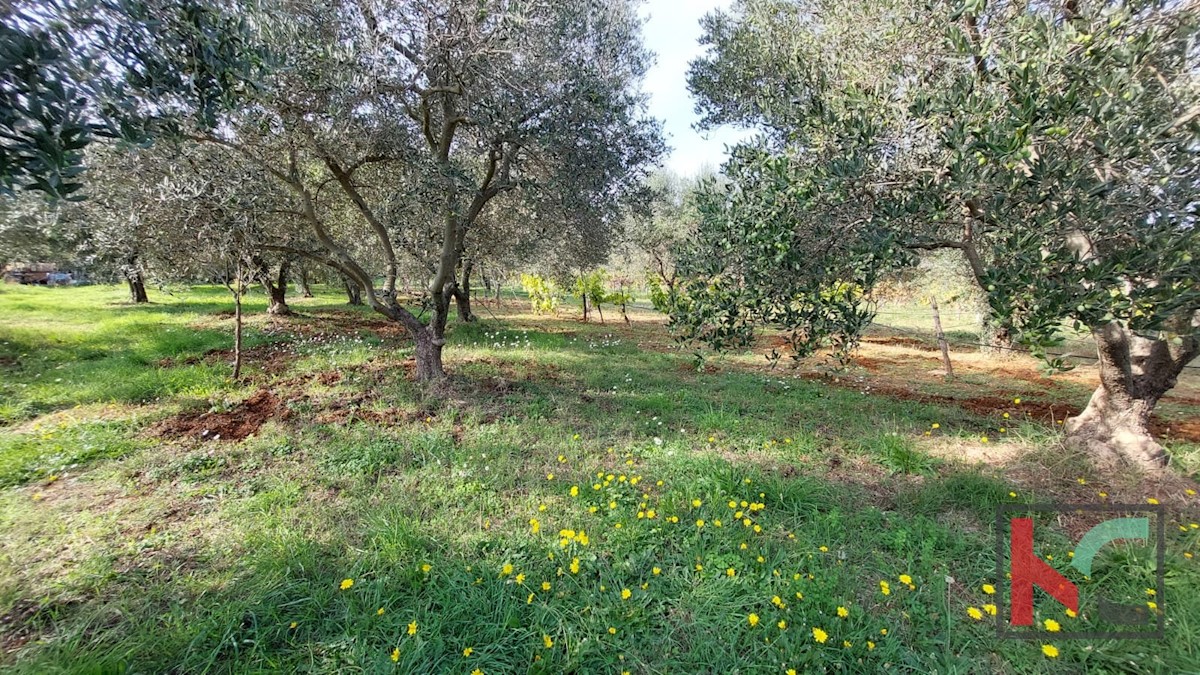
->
[837,606,849,618]
[982,583,995,595]
[1044,619,1060,632]
[747,613,760,627]
[407,621,418,636]
[983,604,997,616]
[812,627,828,643]
[391,648,400,662]
[609,626,617,634]
[726,568,736,577]
[377,607,385,616]
[967,607,983,621]
[880,581,891,595]
[543,634,553,649]
[542,581,551,591]
[778,620,787,629]
[621,588,632,600]
[1042,644,1059,658]
[652,567,662,575]
[463,647,474,657]
[501,563,513,576]
[1147,497,1159,505]
[692,499,702,507]
[340,578,354,590]
[899,574,913,585]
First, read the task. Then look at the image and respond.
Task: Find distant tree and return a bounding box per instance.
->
[624,169,709,309]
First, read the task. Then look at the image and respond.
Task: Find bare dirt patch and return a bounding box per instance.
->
[156,390,286,441]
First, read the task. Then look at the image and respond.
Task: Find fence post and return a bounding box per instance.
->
[930,296,954,378]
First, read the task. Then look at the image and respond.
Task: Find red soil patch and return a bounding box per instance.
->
[830,380,1200,443]
[156,390,286,441]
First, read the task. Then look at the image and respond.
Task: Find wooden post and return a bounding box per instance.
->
[930,296,953,377]
[233,265,244,381]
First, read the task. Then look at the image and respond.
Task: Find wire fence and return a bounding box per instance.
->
[867,319,1200,371]
[497,291,1199,371]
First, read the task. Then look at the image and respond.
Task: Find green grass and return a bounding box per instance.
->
[0,284,1198,673]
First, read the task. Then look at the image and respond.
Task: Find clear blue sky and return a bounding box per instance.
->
[638,0,752,177]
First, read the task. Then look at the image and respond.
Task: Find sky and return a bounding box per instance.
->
[638,0,752,177]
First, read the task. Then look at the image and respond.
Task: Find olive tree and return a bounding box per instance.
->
[677,0,1199,469]
[173,0,663,381]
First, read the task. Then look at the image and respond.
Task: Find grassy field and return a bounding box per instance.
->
[1,283,1199,673]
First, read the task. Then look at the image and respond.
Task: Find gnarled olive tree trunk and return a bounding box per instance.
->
[297,264,313,298]
[1066,321,1198,470]
[343,275,363,305]
[454,260,477,322]
[125,255,148,303]
[254,256,292,316]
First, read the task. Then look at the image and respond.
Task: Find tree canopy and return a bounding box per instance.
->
[674,0,1200,468]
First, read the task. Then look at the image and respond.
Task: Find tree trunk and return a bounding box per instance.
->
[127,275,148,303]
[125,256,148,303]
[405,288,451,381]
[344,276,363,305]
[581,293,589,322]
[454,260,477,322]
[1065,322,1196,470]
[297,265,313,298]
[252,257,292,316]
[412,326,446,381]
